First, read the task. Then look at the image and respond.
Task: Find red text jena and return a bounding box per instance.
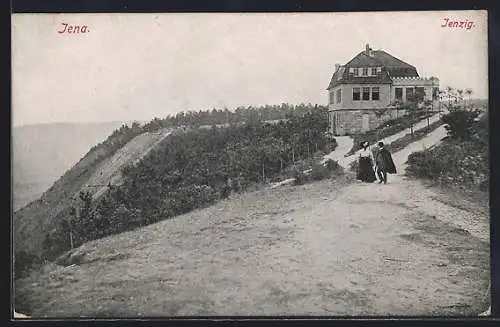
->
[57,23,90,34]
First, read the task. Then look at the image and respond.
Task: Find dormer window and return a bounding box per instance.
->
[337,67,345,80]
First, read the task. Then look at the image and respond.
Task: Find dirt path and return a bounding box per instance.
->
[323,113,443,165]
[19,137,489,317]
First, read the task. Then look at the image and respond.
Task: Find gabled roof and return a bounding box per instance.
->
[327,65,393,90]
[345,52,381,67]
[327,47,420,90]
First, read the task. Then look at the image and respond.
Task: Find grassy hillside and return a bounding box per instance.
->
[13,104,335,278]
[40,106,336,265]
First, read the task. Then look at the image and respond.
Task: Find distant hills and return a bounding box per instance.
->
[12,122,125,210]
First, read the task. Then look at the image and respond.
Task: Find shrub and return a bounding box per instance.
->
[324,159,343,174]
[292,168,308,185]
[406,137,488,192]
[442,109,481,140]
[311,163,330,181]
[14,250,41,280]
[349,159,359,173]
[406,151,443,179]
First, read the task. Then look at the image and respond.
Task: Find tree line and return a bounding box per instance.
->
[141,103,321,131]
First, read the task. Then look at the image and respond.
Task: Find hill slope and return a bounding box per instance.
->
[12,122,125,210]
[15,166,489,316]
[13,104,332,270]
[13,126,174,263]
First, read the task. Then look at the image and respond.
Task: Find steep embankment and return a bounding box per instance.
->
[13,128,174,261]
[12,122,125,210]
[15,122,489,317]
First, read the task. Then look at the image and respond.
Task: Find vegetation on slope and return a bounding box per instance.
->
[14,103,335,277]
[406,107,488,192]
[42,106,336,262]
[14,123,146,276]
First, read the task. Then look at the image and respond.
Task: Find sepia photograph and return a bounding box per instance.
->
[12,10,489,318]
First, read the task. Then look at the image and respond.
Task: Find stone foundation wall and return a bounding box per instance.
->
[330,108,409,135]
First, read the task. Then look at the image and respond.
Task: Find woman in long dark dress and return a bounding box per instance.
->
[356,141,377,183]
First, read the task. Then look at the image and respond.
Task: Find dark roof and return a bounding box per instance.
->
[327,49,419,90]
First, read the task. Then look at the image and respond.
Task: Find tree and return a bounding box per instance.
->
[445,86,454,107]
[465,88,473,108]
[404,89,425,136]
[456,89,464,106]
[373,108,389,140]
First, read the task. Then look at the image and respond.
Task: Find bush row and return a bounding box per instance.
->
[406,110,488,192]
[348,112,437,155]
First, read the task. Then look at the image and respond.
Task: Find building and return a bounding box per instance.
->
[327,44,440,135]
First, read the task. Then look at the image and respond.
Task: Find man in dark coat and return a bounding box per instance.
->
[374,141,396,184]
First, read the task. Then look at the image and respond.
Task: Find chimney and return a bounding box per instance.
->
[365,43,370,54]
[335,63,340,71]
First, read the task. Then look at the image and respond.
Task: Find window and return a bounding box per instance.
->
[336,89,341,103]
[370,67,376,76]
[406,87,414,100]
[371,87,380,100]
[358,68,363,76]
[353,87,360,100]
[354,68,359,76]
[415,87,425,101]
[349,68,355,74]
[395,88,403,101]
[329,92,335,104]
[376,67,382,73]
[362,87,370,100]
[362,67,368,76]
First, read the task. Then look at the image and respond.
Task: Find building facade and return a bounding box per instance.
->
[327,44,440,135]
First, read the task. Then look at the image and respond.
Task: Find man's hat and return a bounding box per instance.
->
[378,141,384,147]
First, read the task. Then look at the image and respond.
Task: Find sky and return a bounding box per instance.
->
[12,10,488,126]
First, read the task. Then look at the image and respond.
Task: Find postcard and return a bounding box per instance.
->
[12,10,489,318]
